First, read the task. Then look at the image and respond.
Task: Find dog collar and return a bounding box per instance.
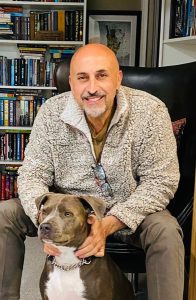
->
[48,255,92,272]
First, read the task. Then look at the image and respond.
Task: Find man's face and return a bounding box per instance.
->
[69,53,122,119]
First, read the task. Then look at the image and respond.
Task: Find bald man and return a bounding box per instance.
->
[0,44,184,300]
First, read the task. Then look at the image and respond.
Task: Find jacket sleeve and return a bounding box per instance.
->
[17,103,54,225]
[107,101,180,234]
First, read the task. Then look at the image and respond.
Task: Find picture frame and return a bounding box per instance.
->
[86,11,141,67]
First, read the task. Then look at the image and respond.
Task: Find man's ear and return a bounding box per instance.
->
[79,195,106,220]
[117,69,123,89]
[69,74,72,88]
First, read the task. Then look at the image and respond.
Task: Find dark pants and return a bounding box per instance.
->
[0,198,184,300]
[114,209,184,300]
[0,199,37,300]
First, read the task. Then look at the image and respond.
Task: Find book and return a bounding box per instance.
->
[57,10,65,40]
[3,99,9,126]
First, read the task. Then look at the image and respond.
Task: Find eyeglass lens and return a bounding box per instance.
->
[92,164,106,180]
[92,164,113,197]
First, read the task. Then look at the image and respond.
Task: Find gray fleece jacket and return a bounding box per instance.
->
[17,85,180,233]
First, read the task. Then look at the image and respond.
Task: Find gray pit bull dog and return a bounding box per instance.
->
[35,192,135,300]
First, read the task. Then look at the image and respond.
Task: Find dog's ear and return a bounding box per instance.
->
[79,195,106,220]
[35,192,54,210]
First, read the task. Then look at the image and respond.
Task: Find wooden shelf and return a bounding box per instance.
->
[0,126,32,130]
[0,160,23,165]
[0,1,84,9]
[0,40,84,45]
[0,85,56,90]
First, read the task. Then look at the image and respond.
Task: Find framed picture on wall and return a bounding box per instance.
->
[86,10,141,66]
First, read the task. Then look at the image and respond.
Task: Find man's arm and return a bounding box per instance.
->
[17,102,54,225]
[107,101,180,233]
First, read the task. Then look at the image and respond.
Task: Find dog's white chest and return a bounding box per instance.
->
[45,247,87,300]
[46,268,86,300]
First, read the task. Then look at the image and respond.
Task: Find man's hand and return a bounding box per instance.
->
[43,243,61,256]
[75,215,105,258]
[75,214,126,259]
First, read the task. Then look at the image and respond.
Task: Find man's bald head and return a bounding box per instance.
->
[70,43,120,74]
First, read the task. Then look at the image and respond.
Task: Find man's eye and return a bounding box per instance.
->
[77,76,87,81]
[97,73,107,79]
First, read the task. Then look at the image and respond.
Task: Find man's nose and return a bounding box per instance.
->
[87,77,98,94]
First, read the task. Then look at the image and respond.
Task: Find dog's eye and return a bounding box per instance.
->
[64,212,73,217]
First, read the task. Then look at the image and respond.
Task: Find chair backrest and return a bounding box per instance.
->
[53,60,196,248]
[120,64,196,217]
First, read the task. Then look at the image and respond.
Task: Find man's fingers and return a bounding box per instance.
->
[43,243,61,256]
[76,246,105,258]
[87,214,97,224]
[75,236,105,258]
[75,239,93,257]
[95,249,105,257]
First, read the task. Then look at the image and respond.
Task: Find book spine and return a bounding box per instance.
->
[20,58,26,86]
[0,134,5,161]
[8,99,14,126]
[16,133,21,161]
[58,10,65,40]
[24,100,29,126]
[7,59,11,85]
[75,10,79,41]
[79,10,83,41]
[30,12,35,40]
[12,133,17,161]
[14,58,18,86]
[1,173,5,200]
[8,134,13,160]
[45,61,50,86]
[5,174,10,200]
[15,100,21,126]
[0,56,3,86]
[0,100,4,126]
[29,99,34,126]
[11,59,15,86]
[14,175,18,198]
[9,174,14,199]
[3,99,9,126]
[4,133,8,160]
[20,133,25,161]
[20,100,25,126]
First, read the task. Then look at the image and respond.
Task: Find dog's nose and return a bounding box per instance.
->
[40,223,52,234]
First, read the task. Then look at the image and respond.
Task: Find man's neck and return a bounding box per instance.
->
[86,114,110,134]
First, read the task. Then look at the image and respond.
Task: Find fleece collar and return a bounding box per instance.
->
[60,86,129,137]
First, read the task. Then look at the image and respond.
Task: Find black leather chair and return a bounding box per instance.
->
[54,59,196,298]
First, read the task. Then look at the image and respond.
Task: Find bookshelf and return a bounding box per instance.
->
[159,0,196,66]
[0,0,87,200]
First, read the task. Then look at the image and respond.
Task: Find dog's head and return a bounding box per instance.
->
[35,193,106,248]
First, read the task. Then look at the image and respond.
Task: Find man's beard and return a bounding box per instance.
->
[84,103,107,118]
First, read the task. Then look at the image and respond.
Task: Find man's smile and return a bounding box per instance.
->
[82,95,105,104]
